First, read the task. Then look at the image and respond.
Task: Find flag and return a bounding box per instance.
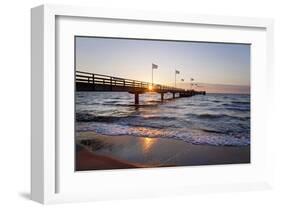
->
[181,79,184,82]
[152,63,158,69]
[175,70,180,74]
[190,78,194,81]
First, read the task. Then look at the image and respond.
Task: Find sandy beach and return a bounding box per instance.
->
[75,131,250,171]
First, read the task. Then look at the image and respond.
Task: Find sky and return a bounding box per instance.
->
[75,36,250,94]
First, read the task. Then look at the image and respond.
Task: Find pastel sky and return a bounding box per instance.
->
[75,37,250,93]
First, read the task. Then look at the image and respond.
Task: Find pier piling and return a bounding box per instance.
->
[161,93,164,101]
[134,93,139,105]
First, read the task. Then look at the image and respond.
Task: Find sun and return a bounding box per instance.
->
[148,85,153,91]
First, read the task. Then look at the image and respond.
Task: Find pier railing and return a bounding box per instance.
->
[76,71,185,93]
[76,70,206,104]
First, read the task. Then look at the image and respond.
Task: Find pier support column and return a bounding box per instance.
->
[161,93,164,101]
[173,92,175,99]
[134,93,139,105]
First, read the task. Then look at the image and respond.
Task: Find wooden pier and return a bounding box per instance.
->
[76,71,206,104]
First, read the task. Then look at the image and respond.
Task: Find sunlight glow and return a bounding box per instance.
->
[142,137,155,154]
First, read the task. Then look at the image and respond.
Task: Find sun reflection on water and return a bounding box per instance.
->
[142,137,156,154]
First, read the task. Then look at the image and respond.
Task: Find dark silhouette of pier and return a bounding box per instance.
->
[76,71,206,104]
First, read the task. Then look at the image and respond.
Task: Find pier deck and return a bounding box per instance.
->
[76,71,205,104]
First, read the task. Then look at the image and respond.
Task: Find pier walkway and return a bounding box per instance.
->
[76,71,206,104]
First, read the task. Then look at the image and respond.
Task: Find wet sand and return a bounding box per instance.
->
[76,145,138,170]
[76,131,250,171]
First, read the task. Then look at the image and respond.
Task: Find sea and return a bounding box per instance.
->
[76,92,250,146]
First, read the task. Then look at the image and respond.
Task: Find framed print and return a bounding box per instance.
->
[74,36,250,171]
[31,4,274,204]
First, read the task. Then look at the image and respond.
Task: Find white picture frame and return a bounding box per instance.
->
[31,4,274,204]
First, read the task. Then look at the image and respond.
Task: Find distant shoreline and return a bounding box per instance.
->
[75,131,250,171]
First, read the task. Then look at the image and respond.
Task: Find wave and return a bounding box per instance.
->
[76,93,251,147]
[197,113,228,119]
[199,128,226,134]
[165,105,187,109]
[77,112,250,124]
[76,113,179,123]
[186,113,249,121]
[222,103,250,111]
[76,122,250,146]
[225,107,250,112]
[76,113,130,122]
[231,101,250,105]
[104,100,119,104]
[211,100,223,103]
[108,103,159,108]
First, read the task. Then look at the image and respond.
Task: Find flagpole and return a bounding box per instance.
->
[152,67,153,86]
[152,63,158,86]
[175,70,179,88]
[175,70,176,87]
[152,64,159,86]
